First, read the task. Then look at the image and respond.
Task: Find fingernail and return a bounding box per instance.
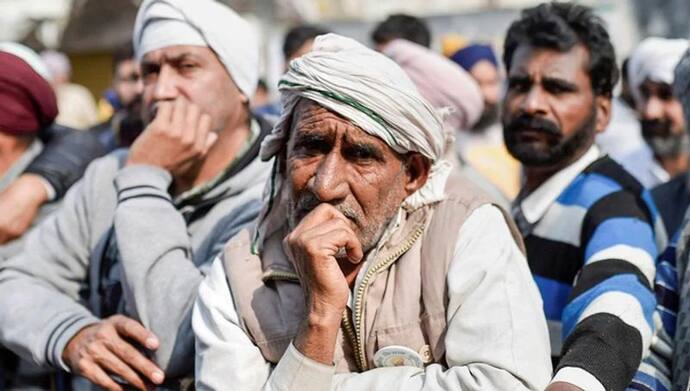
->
[151,371,164,384]
[145,336,159,349]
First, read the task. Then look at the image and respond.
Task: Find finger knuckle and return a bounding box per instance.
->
[76,358,90,373]
[94,327,111,340]
[84,342,100,357]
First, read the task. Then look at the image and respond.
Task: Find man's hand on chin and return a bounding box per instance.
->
[284,203,364,365]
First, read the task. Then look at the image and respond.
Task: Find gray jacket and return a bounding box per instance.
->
[0,127,271,380]
[0,140,61,261]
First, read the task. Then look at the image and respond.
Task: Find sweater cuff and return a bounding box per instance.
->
[50,315,100,372]
[114,165,172,201]
[270,343,335,390]
[36,176,57,202]
[551,367,605,391]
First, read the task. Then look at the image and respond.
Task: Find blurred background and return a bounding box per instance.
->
[1,0,688,105]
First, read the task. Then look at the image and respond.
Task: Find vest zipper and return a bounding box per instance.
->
[349,223,426,371]
[341,308,358,364]
[262,223,425,371]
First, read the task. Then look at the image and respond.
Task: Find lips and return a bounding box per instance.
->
[514,128,558,142]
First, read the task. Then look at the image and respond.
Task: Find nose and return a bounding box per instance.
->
[152,64,178,102]
[642,96,664,120]
[308,151,349,204]
[519,85,548,116]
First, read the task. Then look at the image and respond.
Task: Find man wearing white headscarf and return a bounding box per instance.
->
[192,33,551,391]
[622,37,689,189]
[0,0,273,389]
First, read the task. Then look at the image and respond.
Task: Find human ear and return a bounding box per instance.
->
[594,96,612,134]
[403,153,431,195]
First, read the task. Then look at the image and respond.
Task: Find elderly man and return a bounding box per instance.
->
[503,3,666,390]
[624,37,689,190]
[193,33,551,390]
[0,0,270,389]
[645,41,690,237]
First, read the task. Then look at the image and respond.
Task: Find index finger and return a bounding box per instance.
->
[151,101,173,126]
[113,317,159,350]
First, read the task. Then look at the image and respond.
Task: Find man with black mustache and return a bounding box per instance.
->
[503,3,666,391]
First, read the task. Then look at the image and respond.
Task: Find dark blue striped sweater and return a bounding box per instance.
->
[521,156,666,390]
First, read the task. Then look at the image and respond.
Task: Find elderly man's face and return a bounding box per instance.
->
[638,80,687,157]
[502,44,610,168]
[140,45,245,133]
[285,99,428,253]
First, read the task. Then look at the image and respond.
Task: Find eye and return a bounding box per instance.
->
[658,88,674,101]
[544,83,567,94]
[178,62,198,73]
[344,145,381,163]
[294,137,330,156]
[140,65,159,84]
[543,80,576,95]
[508,77,530,93]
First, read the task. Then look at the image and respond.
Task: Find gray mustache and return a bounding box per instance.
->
[295,193,359,222]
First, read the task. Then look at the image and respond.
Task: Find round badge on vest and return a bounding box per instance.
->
[373,345,424,368]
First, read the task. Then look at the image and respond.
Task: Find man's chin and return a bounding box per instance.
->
[506,144,561,167]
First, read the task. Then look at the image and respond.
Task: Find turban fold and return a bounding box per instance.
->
[0,45,57,135]
[256,34,451,247]
[629,37,688,106]
[133,0,259,99]
[450,44,499,72]
[383,38,483,130]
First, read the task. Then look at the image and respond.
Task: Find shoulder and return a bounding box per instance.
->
[560,157,652,218]
[441,172,499,210]
[652,173,687,200]
[72,149,129,202]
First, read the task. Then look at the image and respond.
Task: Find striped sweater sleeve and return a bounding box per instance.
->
[557,189,658,390]
[628,232,677,391]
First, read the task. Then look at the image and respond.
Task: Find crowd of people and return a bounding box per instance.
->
[0,0,689,390]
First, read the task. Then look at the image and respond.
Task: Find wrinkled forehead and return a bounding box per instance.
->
[508,44,590,81]
[289,99,379,140]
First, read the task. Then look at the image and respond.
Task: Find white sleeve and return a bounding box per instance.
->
[193,256,272,390]
[328,204,552,390]
[194,205,553,391]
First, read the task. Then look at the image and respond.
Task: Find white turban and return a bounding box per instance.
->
[255,34,451,248]
[629,37,688,106]
[133,0,258,99]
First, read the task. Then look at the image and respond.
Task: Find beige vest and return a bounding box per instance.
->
[222,174,524,372]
